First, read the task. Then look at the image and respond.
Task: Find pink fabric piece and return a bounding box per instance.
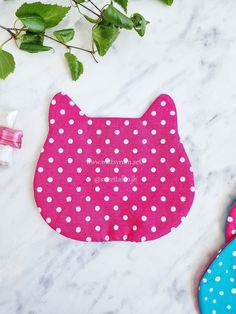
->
[225,203,236,243]
[33,93,195,242]
[0,126,23,149]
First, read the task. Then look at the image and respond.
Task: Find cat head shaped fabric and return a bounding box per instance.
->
[198,203,236,313]
[33,92,195,242]
[226,203,236,243]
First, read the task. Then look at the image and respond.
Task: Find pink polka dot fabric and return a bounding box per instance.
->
[33,93,195,242]
[226,203,236,243]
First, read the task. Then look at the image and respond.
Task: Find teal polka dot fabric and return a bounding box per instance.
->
[198,202,236,314]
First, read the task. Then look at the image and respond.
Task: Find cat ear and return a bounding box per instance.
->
[225,202,236,243]
[141,94,178,132]
[48,92,87,128]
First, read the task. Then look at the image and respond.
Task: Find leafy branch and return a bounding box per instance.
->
[0,0,174,81]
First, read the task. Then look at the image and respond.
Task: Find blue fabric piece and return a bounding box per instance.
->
[198,238,236,313]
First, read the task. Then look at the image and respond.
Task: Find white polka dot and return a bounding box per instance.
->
[114,167,119,173]
[170,186,176,192]
[133,148,138,154]
[123,195,128,201]
[50,118,55,124]
[133,129,138,135]
[56,207,62,212]
[57,186,63,192]
[95,205,100,211]
[170,129,176,135]
[231,288,236,294]
[86,177,91,182]
[132,225,138,231]
[38,167,44,173]
[151,167,156,173]
[151,206,157,212]
[123,215,128,221]
[160,176,166,182]
[46,217,51,223]
[88,119,92,125]
[170,110,176,116]
[69,101,75,106]
[59,128,64,134]
[76,206,81,212]
[160,158,166,163]
[68,138,73,144]
[141,196,147,201]
[161,196,166,202]
[104,196,109,201]
[160,139,166,144]
[170,167,176,172]
[51,99,56,105]
[151,111,156,116]
[232,251,236,257]
[123,235,128,240]
[58,147,64,153]
[151,226,157,232]
[161,120,166,126]
[151,186,156,192]
[95,225,101,231]
[141,215,147,222]
[48,157,54,163]
[96,129,102,135]
[67,158,73,164]
[180,157,185,163]
[87,139,92,144]
[228,216,233,222]
[180,196,186,202]
[77,226,85,236]
[56,228,61,233]
[95,167,100,173]
[215,276,221,282]
[161,216,167,222]
[132,205,137,211]
[151,130,157,135]
[49,138,54,143]
[104,215,110,221]
[142,139,147,144]
[142,158,147,164]
[124,120,129,126]
[141,236,146,242]
[106,120,111,126]
[60,109,65,115]
[77,167,82,173]
[132,186,138,192]
[114,130,120,135]
[141,177,147,182]
[113,225,119,230]
[123,139,129,144]
[151,148,156,154]
[96,148,101,154]
[85,196,91,202]
[180,176,186,182]
[85,216,91,222]
[114,186,119,192]
[113,205,119,211]
[161,101,166,107]
[105,139,110,144]
[69,119,74,125]
[142,120,147,126]
[37,187,43,192]
[86,237,92,242]
[170,148,175,153]
[46,197,52,203]
[66,216,71,223]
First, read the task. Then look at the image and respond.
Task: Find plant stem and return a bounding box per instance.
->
[0,24,16,39]
[72,0,100,17]
[44,34,94,54]
[0,37,13,48]
[87,0,101,13]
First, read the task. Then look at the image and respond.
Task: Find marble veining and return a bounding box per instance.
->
[1,0,236,313]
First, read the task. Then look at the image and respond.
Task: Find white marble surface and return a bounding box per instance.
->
[1,0,236,313]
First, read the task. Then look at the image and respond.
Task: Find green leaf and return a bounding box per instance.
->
[0,49,15,80]
[53,29,75,44]
[16,2,70,28]
[162,0,174,6]
[19,14,46,33]
[83,15,99,24]
[113,0,128,12]
[21,32,44,45]
[131,13,149,37]
[102,4,133,30]
[76,0,86,3]
[92,23,119,56]
[64,52,83,81]
[20,43,52,53]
